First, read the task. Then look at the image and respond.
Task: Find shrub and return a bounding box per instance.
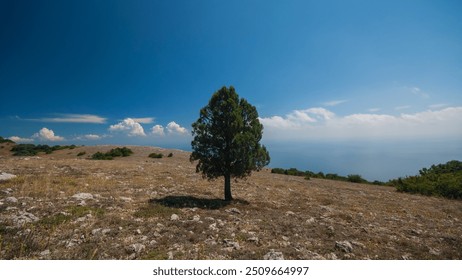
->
[77,151,86,156]
[390,160,462,199]
[149,152,163,159]
[91,152,113,160]
[347,174,367,183]
[0,136,15,144]
[91,147,133,160]
[11,144,78,156]
[167,153,173,158]
[271,168,285,174]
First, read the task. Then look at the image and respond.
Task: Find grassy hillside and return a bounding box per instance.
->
[0,145,461,260]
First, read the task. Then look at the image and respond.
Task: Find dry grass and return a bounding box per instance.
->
[1,145,461,260]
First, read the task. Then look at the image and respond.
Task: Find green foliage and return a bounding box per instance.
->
[91,152,112,160]
[191,86,270,200]
[271,168,286,174]
[0,136,15,144]
[167,153,173,158]
[390,160,462,199]
[134,204,180,219]
[77,151,86,156]
[10,144,77,156]
[272,167,376,185]
[347,174,367,183]
[91,147,133,160]
[38,206,104,229]
[149,152,163,159]
[271,167,305,176]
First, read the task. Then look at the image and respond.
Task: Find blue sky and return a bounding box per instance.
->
[1,0,461,180]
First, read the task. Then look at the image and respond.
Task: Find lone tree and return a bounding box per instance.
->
[190,86,270,201]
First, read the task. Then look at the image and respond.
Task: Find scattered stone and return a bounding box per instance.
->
[40,249,50,257]
[223,239,240,250]
[192,215,201,222]
[325,253,338,260]
[351,241,366,249]
[13,211,39,226]
[402,254,412,260]
[217,219,225,227]
[5,197,18,203]
[209,223,218,231]
[72,193,94,200]
[119,196,133,202]
[429,248,441,256]
[2,188,13,194]
[136,229,142,235]
[285,211,295,216]
[0,172,16,181]
[264,249,284,260]
[170,214,179,221]
[327,225,335,234]
[168,251,174,260]
[226,208,241,214]
[305,217,316,224]
[126,243,145,255]
[247,236,260,244]
[335,241,353,253]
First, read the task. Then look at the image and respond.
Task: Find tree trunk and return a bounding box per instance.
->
[224,173,233,201]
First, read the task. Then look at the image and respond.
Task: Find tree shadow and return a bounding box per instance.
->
[149,195,249,210]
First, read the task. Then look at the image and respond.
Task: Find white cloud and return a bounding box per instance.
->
[35,114,107,124]
[131,117,155,124]
[166,121,188,135]
[322,100,348,107]
[151,125,165,136]
[260,106,462,141]
[33,128,65,141]
[410,86,430,99]
[109,118,146,137]
[9,136,34,143]
[84,134,102,140]
[428,103,449,109]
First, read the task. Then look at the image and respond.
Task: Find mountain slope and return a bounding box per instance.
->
[0,145,461,259]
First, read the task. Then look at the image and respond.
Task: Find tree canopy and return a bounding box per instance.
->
[190,86,270,201]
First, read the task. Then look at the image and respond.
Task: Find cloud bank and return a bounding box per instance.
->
[109,118,189,138]
[259,106,462,141]
[33,128,65,141]
[166,121,188,134]
[150,122,188,136]
[109,118,146,137]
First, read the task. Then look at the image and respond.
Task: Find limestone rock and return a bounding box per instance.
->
[335,241,353,253]
[5,197,18,203]
[126,243,145,255]
[0,172,16,181]
[264,249,284,260]
[225,208,241,214]
[72,193,94,200]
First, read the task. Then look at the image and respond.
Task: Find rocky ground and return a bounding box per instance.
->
[0,145,461,260]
